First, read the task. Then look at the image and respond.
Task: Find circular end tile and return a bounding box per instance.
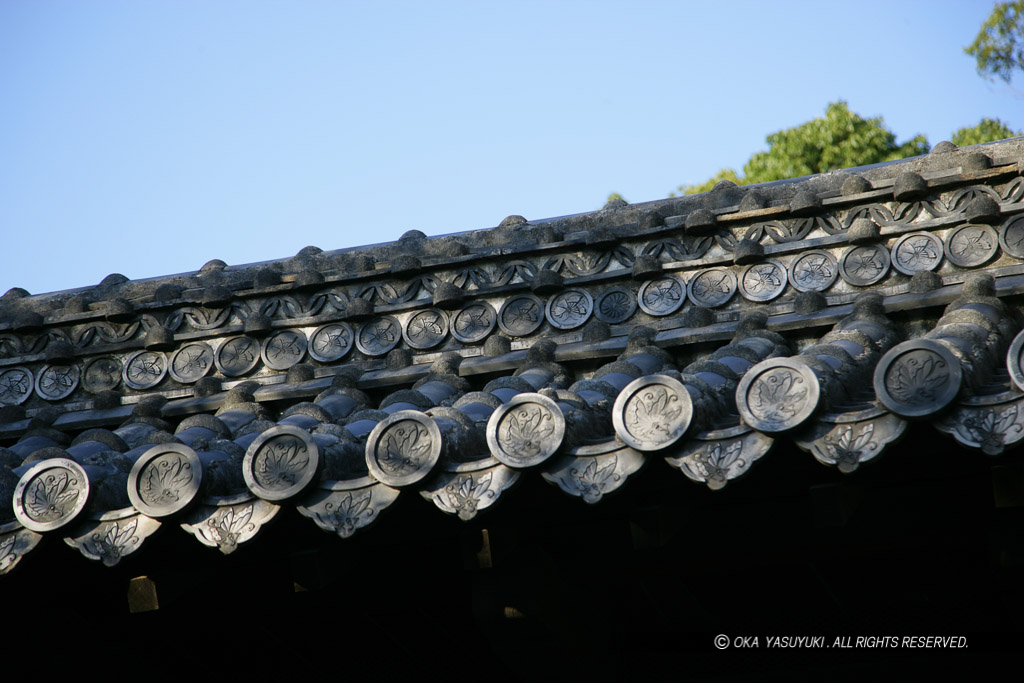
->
[450,302,497,343]
[638,276,686,316]
[168,342,215,383]
[82,357,120,394]
[998,215,1024,259]
[738,261,788,302]
[874,339,962,418]
[243,426,320,501]
[612,374,693,451]
[214,336,261,377]
[365,411,442,487]
[789,250,838,292]
[486,393,566,468]
[839,244,891,286]
[1007,328,1024,393]
[403,309,449,350]
[35,364,79,401]
[261,329,308,370]
[687,267,737,308]
[944,224,998,268]
[891,232,943,275]
[13,458,90,532]
[0,367,33,406]
[545,289,594,330]
[497,295,545,337]
[123,350,168,390]
[128,443,203,517]
[736,358,821,432]
[356,317,402,356]
[594,287,637,324]
[309,322,354,362]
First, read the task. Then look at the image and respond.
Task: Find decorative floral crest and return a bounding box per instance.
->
[317,492,374,538]
[502,407,555,459]
[568,456,619,504]
[142,457,194,506]
[822,423,876,473]
[445,473,494,521]
[256,438,310,489]
[887,355,948,405]
[627,387,682,442]
[751,370,808,425]
[380,425,431,474]
[0,535,17,572]
[961,405,1023,456]
[87,519,139,566]
[26,470,80,523]
[206,505,254,551]
[686,442,744,489]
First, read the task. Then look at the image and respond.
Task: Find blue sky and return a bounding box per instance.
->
[1,0,1020,296]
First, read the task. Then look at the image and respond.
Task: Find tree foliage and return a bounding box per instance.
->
[631,7,1024,203]
[965,1,1024,83]
[951,117,1021,146]
[672,105,1020,197]
[676,102,928,195]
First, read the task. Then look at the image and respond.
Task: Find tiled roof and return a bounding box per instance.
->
[2,139,1024,575]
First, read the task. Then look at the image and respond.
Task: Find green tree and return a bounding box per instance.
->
[951,118,1021,146]
[965,1,1024,83]
[675,102,928,195]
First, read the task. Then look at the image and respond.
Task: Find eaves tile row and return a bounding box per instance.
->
[1,139,1024,576]
[2,269,1024,574]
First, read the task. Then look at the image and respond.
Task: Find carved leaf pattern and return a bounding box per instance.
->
[568,456,619,504]
[842,204,895,229]
[714,231,738,252]
[892,201,943,224]
[761,219,815,243]
[26,471,80,522]
[1001,176,1024,203]
[325,290,350,314]
[358,283,400,305]
[813,215,845,235]
[611,245,635,267]
[260,297,292,319]
[643,238,712,262]
[887,356,948,405]
[494,261,537,286]
[0,334,24,358]
[690,442,744,488]
[317,492,373,538]
[627,387,682,441]
[190,308,231,330]
[945,186,1002,213]
[380,426,430,474]
[256,438,310,489]
[71,322,136,347]
[502,408,554,459]
[542,255,587,275]
[142,458,193,505]
[451,266,491,290]
[961,405,1022,456]
[445,473,493,520]
[206,505,254,550]
[0,535,17,572]
[751,371,808,424]
[823,423,876,473]
[581,251,612,275]
[396,276,439,303]
[88,519,139,565]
